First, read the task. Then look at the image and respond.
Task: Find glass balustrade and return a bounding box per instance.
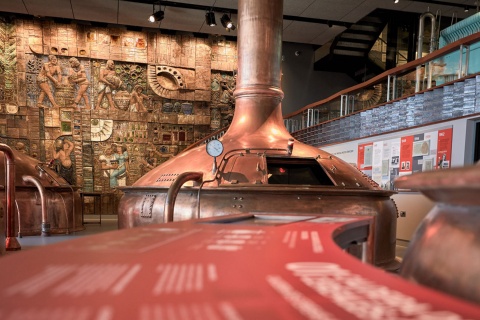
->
[284,33,480,144]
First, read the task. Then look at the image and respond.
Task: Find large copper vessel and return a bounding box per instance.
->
[118,0,398,269]
[0,144,82,251]
[397,164,480,304]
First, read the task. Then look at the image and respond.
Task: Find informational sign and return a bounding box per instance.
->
[357,127,453,190]
[436,128,453,169]
[357,142,373,172]
[399,135,414,174]
[1,213,479,319]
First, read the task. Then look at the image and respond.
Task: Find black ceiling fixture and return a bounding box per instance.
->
[205,10,216,27]
[148,1,164,23]
[220,13,235,31]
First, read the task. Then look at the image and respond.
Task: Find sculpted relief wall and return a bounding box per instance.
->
[0,16,237,197]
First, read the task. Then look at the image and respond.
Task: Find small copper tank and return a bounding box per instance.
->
[397,164,480,303]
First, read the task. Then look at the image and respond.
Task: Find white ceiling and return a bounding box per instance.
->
[0,0,476,45]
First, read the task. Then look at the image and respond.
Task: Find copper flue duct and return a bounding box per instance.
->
[225,0,287,144]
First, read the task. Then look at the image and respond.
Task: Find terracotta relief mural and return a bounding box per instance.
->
[0,16,237,201]
[0,17,16,106]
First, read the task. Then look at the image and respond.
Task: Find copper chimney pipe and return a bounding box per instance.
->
[0,144,21,251]
[223,0,290,147]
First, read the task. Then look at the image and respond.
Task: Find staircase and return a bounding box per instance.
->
[314,9,394,82]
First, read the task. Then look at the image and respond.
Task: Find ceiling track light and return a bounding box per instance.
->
[206,10,216,27]
[394,0,399,3]
[149,2,164,23]
[464,6,469,12]
[220,13,236,31]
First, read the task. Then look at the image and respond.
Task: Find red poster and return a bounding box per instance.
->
[399,135,413,173]
[357,142,373,170]
[437,128,453,169]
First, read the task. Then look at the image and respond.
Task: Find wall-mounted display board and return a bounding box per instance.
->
[357,128,452,190]
[321,125,456,241]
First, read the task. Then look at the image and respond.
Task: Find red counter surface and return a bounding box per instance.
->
[0,213,479,319]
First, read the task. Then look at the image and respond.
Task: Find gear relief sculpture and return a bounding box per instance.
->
[147,65,186,98]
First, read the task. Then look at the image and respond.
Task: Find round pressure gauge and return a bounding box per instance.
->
[206,139,224,157]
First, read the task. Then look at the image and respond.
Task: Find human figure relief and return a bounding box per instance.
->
[139,145,161,175]
[109,144,129,187]
[96,60,123,110]
[36,54,62,108]
[219,77,235,105]
[99,146,117,186]
[52,138,75,185]
[129,85,150,112]
[68,57,91,109]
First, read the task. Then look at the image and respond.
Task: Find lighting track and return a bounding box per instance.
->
[124,0,351,27]
[124,0,477,28]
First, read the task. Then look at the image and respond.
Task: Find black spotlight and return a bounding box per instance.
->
[149,10,164,23]
[206,11,216,27]
[220,13,235,30]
